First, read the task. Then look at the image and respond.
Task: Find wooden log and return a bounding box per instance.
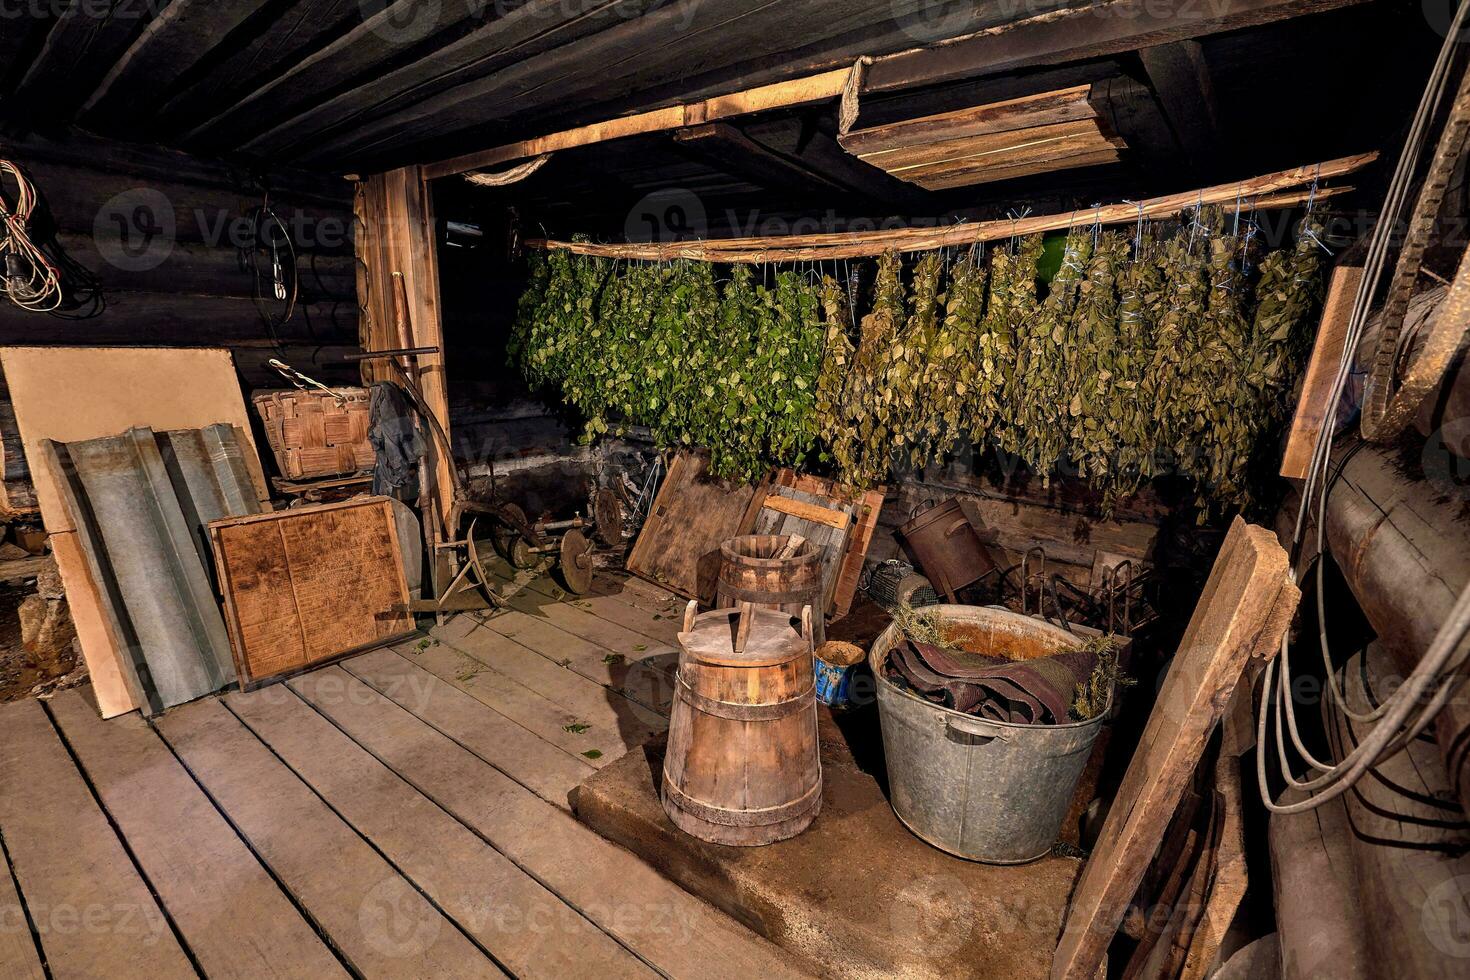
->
[1269,787,1370,980]
[9,158,352,246]
[0,292,357,347]
[1052,517,1298,980]
[1321,439,1470,816]
[51,233,357,300]
[1326,644,1470,978]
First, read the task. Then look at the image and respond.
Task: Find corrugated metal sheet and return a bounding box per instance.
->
[42,424,261,714]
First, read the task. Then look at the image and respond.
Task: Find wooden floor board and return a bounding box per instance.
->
[154,697,498,978]
[291,666,809,980]
[475,611,678,716]
[481,582,683,667]
[227,683,653,980]
[0,820,45,980]
[436,621,667,753]
[344,648,595,807]
[49,690,347,980]
[398,636,628,765]
[0,700,194,980]
[484,562,683,646]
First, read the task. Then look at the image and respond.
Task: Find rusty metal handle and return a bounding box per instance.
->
[946,715,1011,742]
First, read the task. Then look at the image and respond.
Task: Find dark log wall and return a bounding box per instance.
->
[0,130,359,391]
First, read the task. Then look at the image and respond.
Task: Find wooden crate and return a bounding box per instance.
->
[251,387,374,480]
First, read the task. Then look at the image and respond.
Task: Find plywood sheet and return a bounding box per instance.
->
[209,497,414,686]
[626,451,757,602]
[0,347,270,533]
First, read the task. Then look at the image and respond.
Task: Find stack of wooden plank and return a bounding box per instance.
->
[838,84,1125,191]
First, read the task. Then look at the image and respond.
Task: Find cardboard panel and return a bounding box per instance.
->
[209,498,415,687]
[0,347,269,533]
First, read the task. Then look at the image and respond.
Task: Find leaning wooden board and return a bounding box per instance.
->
[744,485,853,615]
[208,497,415,687]
[1051,517,1298,980]
[740,469,886,618]
[626,451,758,603]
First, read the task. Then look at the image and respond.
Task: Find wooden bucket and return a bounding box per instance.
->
[716,534,825,647]
[662,601,822,846]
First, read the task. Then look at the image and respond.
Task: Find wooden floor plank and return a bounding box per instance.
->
[226,683,654,980]
[0,700,194,980]
[0,821,44,980]
[344,648,595,808]
[484,563,683,646]
[49,690,347,980]
[154,697,499,978]
[436,621,667,752]
[400,635,629,765]
[481,584,683,668]
[292,666,810,980]
[475,611,678,716]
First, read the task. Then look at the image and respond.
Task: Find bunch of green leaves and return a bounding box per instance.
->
[1068,231,1129,484]
[984,235,1044,456]
[1016,230,1091,478]
[922,248,989,461]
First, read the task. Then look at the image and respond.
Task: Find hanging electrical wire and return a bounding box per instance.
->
[1256,0,1470,815]
[247,189,299,348]
[0,159,64,313]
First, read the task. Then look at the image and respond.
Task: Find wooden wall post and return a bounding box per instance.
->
[354,166,454,526]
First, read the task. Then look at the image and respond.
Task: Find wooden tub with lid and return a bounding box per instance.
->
[662,600,822,846]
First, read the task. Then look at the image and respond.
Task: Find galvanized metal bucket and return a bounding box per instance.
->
[868,604,1109,864]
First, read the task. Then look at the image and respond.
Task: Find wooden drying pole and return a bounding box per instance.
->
[522,154,1371,263]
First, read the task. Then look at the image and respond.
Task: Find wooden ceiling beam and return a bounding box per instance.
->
[304,0,916,169]
[80,0,278,131]
[863,0,1373,94]
[182,0,490,148]
[1138,40,1221,166]
[6,2,151,129]
[673,123,850,198]
[795,125,934,208]
[151,0,364,139]
[418,0,1370,180]
[240,0,666,159]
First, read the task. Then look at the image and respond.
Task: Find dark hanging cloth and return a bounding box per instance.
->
[884,640,1097,725]
[369,381,424,502]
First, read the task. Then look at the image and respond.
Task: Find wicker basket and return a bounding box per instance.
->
[251,388,374,480]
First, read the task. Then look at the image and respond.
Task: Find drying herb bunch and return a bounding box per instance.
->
[510,212,1325,512]
[1069,634,1135,721]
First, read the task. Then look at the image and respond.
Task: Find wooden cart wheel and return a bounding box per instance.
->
[560,528,595,595]
[492,503,537,569]
[1361,69,1470,442]
[594,488,624,547]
